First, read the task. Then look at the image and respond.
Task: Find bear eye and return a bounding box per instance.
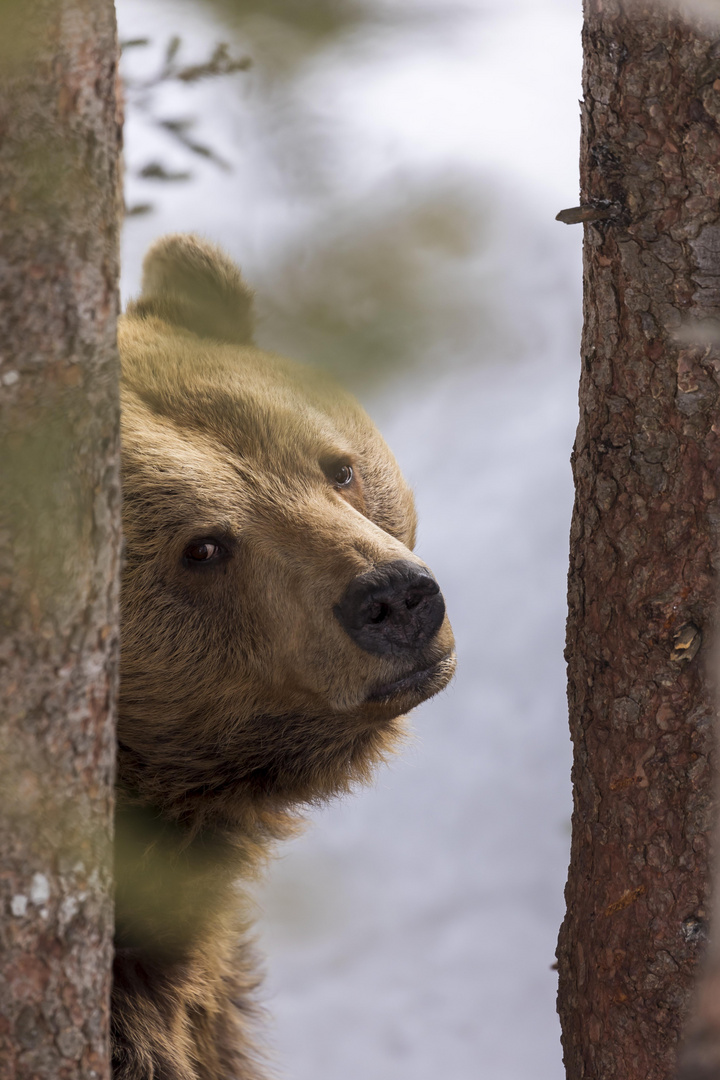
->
[333,464,353,487]
[321,456,355,489]
[183,540,224,564]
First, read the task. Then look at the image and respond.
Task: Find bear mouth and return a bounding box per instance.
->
[366,652,456,704]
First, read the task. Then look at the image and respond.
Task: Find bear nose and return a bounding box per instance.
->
[333,559,446,657]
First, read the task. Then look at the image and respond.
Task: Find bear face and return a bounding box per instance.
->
[118,235,455,833]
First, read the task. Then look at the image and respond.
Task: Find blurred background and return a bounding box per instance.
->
[117,1,582,1077]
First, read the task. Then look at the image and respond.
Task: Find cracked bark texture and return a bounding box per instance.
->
[556,4,720,1079]
[0,2,121,1078]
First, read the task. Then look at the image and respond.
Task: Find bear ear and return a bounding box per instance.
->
[127,234,254,344]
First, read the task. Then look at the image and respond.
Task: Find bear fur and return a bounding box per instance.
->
[113,234,456,1080]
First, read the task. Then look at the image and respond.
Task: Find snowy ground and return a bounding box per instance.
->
[251,348,579,1080]
[118,1,583,1077]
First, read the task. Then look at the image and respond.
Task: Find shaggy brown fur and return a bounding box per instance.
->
[114,234,456,1080]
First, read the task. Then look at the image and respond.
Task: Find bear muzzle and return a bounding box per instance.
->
[333,558,447,658]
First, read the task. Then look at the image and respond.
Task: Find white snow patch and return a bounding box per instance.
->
[11,895,28,917]
[30,873,50,906]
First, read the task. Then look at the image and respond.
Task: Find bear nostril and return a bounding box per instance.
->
[368,602,391,625]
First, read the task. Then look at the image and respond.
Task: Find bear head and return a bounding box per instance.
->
[118,235,455,831]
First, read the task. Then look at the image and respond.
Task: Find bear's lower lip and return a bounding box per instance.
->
[366,653,456,704]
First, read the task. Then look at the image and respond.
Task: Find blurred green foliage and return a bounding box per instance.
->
[207,0,472,80]
[215,0,369,45]
[254,176,491,386]
[121,0,491,385]
[122,35,252,207]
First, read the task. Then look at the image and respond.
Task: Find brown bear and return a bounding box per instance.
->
[113,234,456,1080]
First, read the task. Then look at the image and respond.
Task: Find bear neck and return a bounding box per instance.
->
[115,710,405,837]
[113,787,296,962]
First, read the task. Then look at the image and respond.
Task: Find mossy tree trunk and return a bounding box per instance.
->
[0,1,121,1077]
[556,3,720,1078]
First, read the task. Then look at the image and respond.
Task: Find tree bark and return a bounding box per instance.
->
[556,4,720,1078]
[0,2,121,1077]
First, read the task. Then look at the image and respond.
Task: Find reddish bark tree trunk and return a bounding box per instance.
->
[556,3,720,1078]
[0,2,121,1077]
